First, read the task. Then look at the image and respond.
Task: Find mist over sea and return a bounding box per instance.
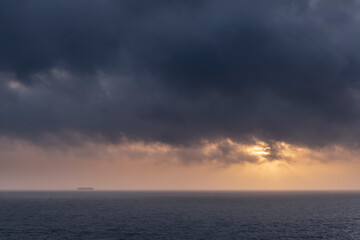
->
[1,191,359,239]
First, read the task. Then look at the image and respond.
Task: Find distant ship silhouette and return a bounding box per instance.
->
[77,187,94,191]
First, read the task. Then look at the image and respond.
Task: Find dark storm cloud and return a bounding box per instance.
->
[1,0,360,150]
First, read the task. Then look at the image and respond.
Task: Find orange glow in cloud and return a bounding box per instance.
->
[1,137,360,190]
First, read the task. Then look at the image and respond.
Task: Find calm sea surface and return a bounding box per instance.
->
[1,191,360,239]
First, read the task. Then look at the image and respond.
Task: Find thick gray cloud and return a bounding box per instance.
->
[1,0,360,149]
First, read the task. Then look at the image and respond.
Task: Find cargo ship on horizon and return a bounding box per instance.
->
[77,187,94,191]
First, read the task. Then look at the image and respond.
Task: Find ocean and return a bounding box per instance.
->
[1,191,359,239]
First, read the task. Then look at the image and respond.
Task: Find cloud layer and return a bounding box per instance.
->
[1,0,360,152]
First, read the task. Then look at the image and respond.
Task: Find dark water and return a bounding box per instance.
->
[1,191,360,239]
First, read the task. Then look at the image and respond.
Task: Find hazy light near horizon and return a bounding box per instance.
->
[1,137,360,190]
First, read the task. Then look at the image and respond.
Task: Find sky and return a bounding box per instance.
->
[1,0,360,190]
